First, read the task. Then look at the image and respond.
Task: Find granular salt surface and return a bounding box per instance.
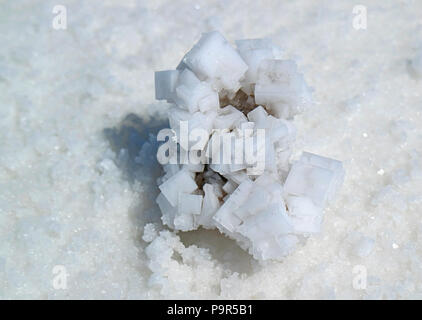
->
[1,0,422,299]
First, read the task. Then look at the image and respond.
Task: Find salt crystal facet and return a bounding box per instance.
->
[154,31,344,261]
[182,31,248,92]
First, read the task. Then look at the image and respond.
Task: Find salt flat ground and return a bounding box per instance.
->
[0,0,421,299]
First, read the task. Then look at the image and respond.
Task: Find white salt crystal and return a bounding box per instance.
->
[154,70,179,102]
[198,92,220,113]
[299,152,345,203]
[168,107,216,150]
[223,171,250,185]
[183,163,205,173]
[286,195,320,217]
[197,183,221,229]
[222,180,237,194]
[178,193,203,216]
[183,31,248,92]
[156,193,177,229]
[174,69,218,114]
[188,111,216,150]
[213,179,254,232]
[168,106,190,132]
[235,188,272,220]
[286,195,323,233]
[284,160,335,207]
[236,38,275,94]
[237,205,295,259]
[158,169,197,206]
[213,105,248,130]
[255,59,312,119]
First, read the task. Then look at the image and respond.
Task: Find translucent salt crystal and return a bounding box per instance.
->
[158,169,197,206]
[156,193,177,229]
[213,105,247,130]
[284,152,344,207]
[247,105,268,124]
[154,70,179,102]
[174,69,219,114]
[222,180,237,194]
[255,59,312,119]
[213,179,254,232]
[182,31,248,92]
[197,183,221,229]
[286,195,323,234]
[299,152,345,203]
[178,193,203,216]
[236,38,275,95]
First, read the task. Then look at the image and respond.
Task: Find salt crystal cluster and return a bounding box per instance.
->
[154,31,344,260]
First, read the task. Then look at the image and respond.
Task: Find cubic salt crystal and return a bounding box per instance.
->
[247,105,268,125]
[237,205,295,259]
[236,39,275,95]
[178,193,203,216]
[213,179,254,232]
[235,122,255,138]
[168,107,216,150]
[255,59,312,119]
[273,235,299,258]
[286,195,321,218]
[174,69,219,114]
[182,31,248,92]
[286,195,323,234]
[224,171,250,185]
[162,164,180,177]
[198,93,220,113]
[235,188,272,220]
[222,180,237,194]
[156,193,177,229]
[229,161,247,173]
[188,111,216,150]
[299,152,345,203]
[213,105,247,130]
[209,163,231,176]
[283,159,335,207]
[158,169,197,206]
[182,163,205,172]
[197,183,221,229]
[168,106,190,132]
[154,70,179,102]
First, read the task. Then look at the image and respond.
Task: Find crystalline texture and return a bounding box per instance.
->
[255,59,312,119]
[182,31,248,92]
[154,31,344,261]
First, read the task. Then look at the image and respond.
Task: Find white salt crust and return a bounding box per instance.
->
[1,0,422,299]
